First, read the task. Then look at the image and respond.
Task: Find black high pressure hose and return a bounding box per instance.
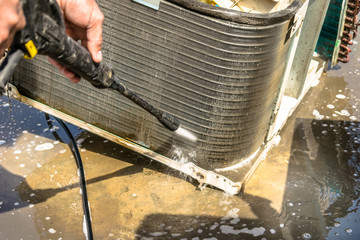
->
[53,116,94,240]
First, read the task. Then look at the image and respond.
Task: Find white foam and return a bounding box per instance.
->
[220,225,266,237]
[149,232,167,237]
[35,143,54,151]
[313,110,324,120]
[336,94,346,99]
[59,149,67,154]
[14,150,22,154]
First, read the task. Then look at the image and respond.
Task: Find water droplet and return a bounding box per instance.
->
[345,228,352,234]
[289,203,294,207]
[14,150,22,154]
[0,140,6,146]
[35,143,54,151]
[336,94,346,99]
[270,229,276,234]
[334,222,340,227]
[302,233,312,239]
[48,228,56,234]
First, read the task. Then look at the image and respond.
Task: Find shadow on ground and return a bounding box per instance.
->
[134,118,360,239]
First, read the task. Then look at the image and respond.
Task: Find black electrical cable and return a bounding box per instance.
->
[54,116,94,240]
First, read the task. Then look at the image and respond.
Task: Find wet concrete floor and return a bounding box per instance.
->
[1,52,360,240]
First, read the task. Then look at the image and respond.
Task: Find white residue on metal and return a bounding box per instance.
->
[215,148,260,172]
[35,142,54,151]
[175,127,197,142]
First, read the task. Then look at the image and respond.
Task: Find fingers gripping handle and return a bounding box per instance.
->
[48,35,114,89]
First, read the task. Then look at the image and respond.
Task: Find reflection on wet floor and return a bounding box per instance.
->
[1,57,360,240]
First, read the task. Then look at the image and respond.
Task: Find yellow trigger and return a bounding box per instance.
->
[24,40,38,59]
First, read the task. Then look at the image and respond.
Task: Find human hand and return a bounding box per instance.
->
[0,0,26,57]
[49,0,104,83]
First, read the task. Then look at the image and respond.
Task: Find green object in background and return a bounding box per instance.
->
[315,0,348,66]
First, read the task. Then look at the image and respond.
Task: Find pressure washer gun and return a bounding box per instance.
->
[0,0,196,141]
